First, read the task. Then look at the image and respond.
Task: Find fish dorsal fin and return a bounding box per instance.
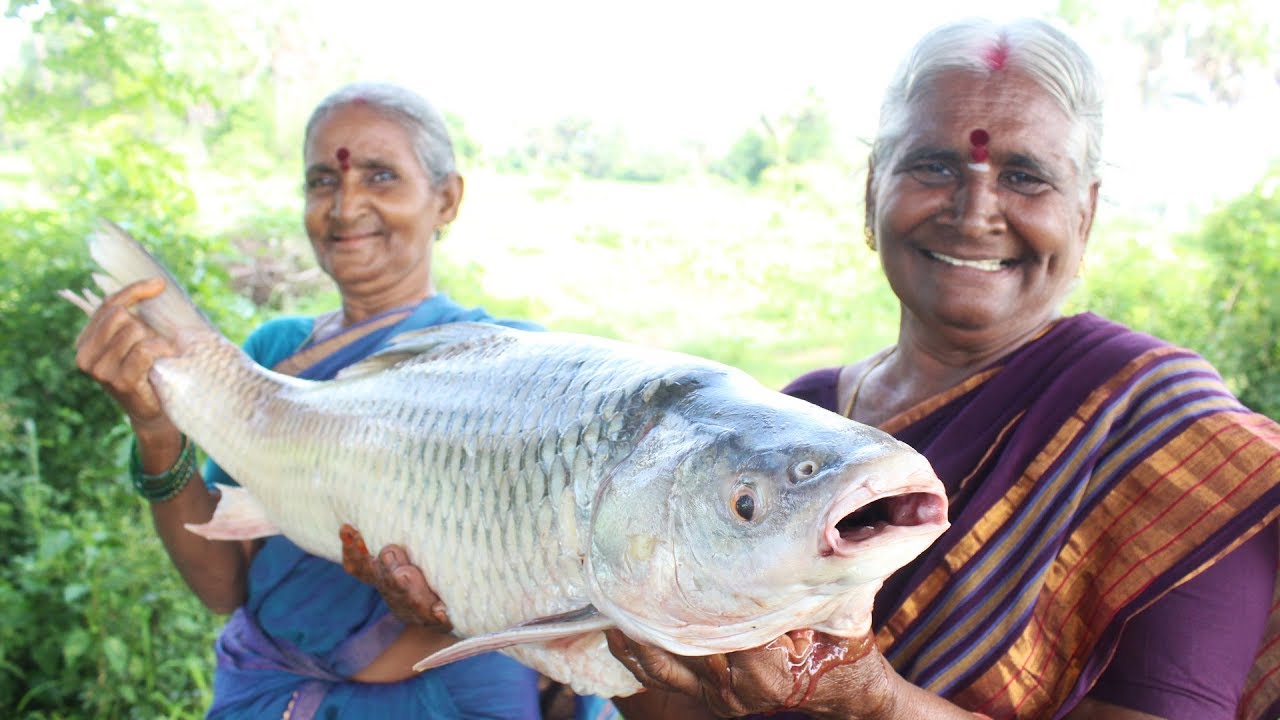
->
[335,322,516,381]
[412,605,612,671]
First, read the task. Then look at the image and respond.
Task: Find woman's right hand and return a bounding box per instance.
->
[69,276,252,614]
[71,277,179,441]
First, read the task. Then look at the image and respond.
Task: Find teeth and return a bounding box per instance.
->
[926,250,1007,272]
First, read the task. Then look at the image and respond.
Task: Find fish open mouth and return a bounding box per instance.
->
[821,487,948,557]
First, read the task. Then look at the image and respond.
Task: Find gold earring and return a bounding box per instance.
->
[864,227,877,251]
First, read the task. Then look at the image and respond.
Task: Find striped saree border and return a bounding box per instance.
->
[1243,551,1280,720]
[877,349,1179,672]
[881,368,1002,437]
[271,309,412,376]
[999,413,1280,716]
[877,345,1280,718]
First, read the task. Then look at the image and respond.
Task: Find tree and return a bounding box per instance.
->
[1062,0,1279,105]
[715,127,773,185]
[1074,172,1280,420]
[712,89,834,186]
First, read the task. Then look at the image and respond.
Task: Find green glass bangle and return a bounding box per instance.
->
[130,434,197,503]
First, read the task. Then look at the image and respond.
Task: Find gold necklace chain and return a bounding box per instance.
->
[842,347,897,421]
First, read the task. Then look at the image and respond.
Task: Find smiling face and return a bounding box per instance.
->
[303,103,462,303]
[869,70,1099,353]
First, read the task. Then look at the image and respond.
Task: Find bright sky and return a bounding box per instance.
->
[4,0,1279,226]
[298,0,1280,224]
[309,0,1060,148]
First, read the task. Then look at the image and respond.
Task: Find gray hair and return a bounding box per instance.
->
[871,17,1103,190]
[304,82,457,186]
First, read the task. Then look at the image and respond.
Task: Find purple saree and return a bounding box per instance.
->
[782,313,1280,719]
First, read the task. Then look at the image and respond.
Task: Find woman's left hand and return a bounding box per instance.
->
[339,524,452,631]
[605,628,897,719]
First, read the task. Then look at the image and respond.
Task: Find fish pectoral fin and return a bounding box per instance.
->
[514,604,603,627]
[412,606,614,672]
[184,485,281,540]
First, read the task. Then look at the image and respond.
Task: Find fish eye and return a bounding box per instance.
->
[791,460,819,482]
[732,485,758,522]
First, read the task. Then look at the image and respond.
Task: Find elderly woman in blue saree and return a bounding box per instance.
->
[73,82,613,718]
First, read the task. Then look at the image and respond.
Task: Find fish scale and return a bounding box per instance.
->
[69,222,950,698]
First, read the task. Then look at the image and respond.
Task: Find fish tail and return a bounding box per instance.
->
[86,220,216,342]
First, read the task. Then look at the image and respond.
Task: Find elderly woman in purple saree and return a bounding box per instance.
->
[596,18,1280,720]
[780,312,1280,719]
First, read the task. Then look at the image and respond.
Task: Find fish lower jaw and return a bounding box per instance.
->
[811,614,873,638]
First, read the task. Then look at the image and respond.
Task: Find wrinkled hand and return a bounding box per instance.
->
[65,277,179,438]
[605,629,895,720]
[339,524,452,631]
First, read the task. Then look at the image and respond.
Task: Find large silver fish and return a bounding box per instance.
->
[64,222,949,697]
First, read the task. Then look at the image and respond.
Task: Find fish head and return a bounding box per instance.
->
[587,382,948,655]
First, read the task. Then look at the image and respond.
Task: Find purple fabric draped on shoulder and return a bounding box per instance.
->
[780,313,1280,719]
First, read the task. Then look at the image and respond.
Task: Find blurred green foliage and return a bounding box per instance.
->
[713,89,834,186]
[0,1,257,716]
[498,115,692,183]
[0,0,1277,717]
[1190,172,1280,416]
[1070,170,1280,419]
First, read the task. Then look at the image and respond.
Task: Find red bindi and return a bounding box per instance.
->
[969,129,990,164]
[983,41,1009,71]
[336,147,351,171]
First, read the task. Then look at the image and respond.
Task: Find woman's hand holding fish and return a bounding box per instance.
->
[69,275,251,614]
[606,629,986,719]
[340,525,452,630]
[71,277,180,444]
[338,525,467,684]
[605,629,894,718]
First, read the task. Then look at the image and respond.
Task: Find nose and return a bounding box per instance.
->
[328,178,363,222]
[948,178,1006,238]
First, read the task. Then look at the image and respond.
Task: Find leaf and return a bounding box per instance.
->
[103,636,127,675]
[62,628,90,664]
[62,583,88,604]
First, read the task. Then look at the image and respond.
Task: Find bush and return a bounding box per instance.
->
[1187,172,1280,418]
[0,172,254,718]
[0,421,219,718]
[1074,171,1280,419]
